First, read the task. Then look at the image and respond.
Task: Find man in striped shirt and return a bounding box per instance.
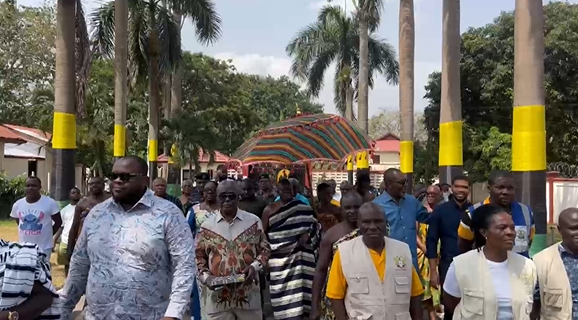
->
[0,239,60,320]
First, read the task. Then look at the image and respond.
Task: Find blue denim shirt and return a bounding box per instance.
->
[373,192,429,269]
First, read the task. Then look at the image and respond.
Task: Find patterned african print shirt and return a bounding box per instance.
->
[60,189,196,320]
[196,209,270,313]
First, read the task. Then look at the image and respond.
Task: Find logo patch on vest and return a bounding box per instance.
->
[394,256,407,269]
[516,229,526,240]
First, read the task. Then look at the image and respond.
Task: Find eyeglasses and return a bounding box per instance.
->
[111,173,142,182]
[218,193,238,201]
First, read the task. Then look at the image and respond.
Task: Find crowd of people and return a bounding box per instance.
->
[0,156,577,320]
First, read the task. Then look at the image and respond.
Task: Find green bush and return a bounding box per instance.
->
[0,172,26,219]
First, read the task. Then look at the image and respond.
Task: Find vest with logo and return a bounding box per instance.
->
[468,201,533,256]
[452,249,536,320]
[533,242,573,320]
[339,236,413,320]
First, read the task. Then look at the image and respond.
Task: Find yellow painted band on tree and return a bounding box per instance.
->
[168,144,177,164]
[400,141,414,173]
[346,155,354,171]
[438,120,463,166]
[512,105,546,171]
[148,139,158,162]
[356,151,369,169]
[113,125,126,157]
[52,112,77,149]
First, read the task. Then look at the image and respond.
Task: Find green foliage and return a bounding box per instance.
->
[0,173,25,219]
[423,2,578,178]
[286,5,398,115]
[466,126,512,182]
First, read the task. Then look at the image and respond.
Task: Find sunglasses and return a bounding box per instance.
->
[218,193,238,201]
[111,173,142,182]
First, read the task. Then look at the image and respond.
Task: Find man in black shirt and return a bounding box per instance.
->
[425,175,470,320]
[238,178,268,219]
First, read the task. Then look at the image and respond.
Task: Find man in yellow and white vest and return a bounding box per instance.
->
[326,202,424,320]
[532,207,578,319]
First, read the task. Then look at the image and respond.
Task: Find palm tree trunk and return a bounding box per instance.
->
[513,0,546,255]
[438,0,462,186]
[357,16,369,134]
[51,0,76,206]
[113,0,128,161]
[167,9,183,190]
[345,80,354,121]
[399,0,415,192]
[148,12,160,181]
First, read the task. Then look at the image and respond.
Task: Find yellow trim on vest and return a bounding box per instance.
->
[346,155,354,171]
[52,112,76,149]
[512,105,546,171]
[326,249,424,300]
[356,151,368,169]
[438,120,463,166]
[399,140,414,174]
[148,139,158,162]
[113,124,126,157]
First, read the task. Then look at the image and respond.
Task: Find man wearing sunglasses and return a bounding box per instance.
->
[373,168,429,271]
[196,180,270,320]
[60,156,195,320]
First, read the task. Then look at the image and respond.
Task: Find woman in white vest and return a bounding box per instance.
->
[443,204,537,319]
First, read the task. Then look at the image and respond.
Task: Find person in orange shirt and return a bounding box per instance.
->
[326,203,424,320]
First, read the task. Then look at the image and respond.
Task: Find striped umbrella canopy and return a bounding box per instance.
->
[230,113,375,165]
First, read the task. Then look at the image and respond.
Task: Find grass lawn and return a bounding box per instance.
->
[0,219,67,288]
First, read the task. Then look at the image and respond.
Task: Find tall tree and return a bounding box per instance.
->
[438,0,462,185]
[113,0,128,160]
[286,5,398,120]
[357,0,384,134]
[513,0,546,255]
[399,0,415,190]
[91,0,220,181]
[51,0,89,206]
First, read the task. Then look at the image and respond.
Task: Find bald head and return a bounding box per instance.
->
[289,178,301,194]
[558,207,578,253]
[152,177,167,196]
[358,202,388,240]
[217,179,241,196]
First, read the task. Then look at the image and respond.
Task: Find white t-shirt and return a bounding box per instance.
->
[444,258,514,320]
[10,195,61,251]
[59,204,76,245]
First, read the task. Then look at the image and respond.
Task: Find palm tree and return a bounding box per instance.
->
[113,0,128,160]
[438,0,462,187]
[91,0,220,180]
[286,5,398,121]
[357,0,384,134]
[51,0,90,205]
[399,0,415,190]
[512,0,546,254]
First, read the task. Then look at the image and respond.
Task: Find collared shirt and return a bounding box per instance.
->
[425,199,471,261]
[196,209,271,313]
[458,198,535,256]
[534,244,578,318]
[158,193,184,213]
[60,189,195,320]
[372,192,429,269]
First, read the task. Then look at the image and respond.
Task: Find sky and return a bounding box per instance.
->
[20,0,575,116]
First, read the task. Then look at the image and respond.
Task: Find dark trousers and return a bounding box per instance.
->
[439,258,453,320]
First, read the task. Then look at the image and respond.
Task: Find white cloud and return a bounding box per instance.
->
[215,52,440,117]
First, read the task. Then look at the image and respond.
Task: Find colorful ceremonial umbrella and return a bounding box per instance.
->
[230,113,374,165]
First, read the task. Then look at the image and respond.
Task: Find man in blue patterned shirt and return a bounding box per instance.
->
[60,156,195,320]
[532,207,578,319]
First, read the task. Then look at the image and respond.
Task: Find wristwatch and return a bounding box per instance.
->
[8,311,19,320]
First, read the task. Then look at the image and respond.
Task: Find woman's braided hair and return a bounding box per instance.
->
[471,204,506,251]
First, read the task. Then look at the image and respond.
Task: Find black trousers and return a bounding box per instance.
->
[439,258,452,320]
